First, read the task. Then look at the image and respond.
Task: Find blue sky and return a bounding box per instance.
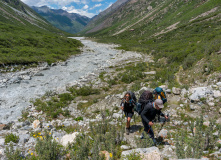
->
[21,0,117,18]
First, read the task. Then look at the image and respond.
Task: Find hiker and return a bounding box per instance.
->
[140,99,168,144]
[120,92,136,135]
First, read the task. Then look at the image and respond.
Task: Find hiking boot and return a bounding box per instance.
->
[140,132,144,139]
[126,128,129,135]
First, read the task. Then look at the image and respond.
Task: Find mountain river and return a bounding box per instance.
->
[0,37,122,123]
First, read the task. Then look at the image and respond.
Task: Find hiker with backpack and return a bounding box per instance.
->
[140,95,168,144]
[120,91,136,135]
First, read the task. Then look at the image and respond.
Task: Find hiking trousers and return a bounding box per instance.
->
[142,121,154,138]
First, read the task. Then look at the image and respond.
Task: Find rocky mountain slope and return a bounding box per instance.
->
[0,0,59,31]
[83,0,129,34]
[32,6,91,34]
[0,0,82,67]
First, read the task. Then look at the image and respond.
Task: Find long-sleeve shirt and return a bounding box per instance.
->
[141,102,165,125]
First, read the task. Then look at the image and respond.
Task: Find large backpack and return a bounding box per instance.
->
[136,90,153,115]
[153,87,167,104]
[128,91,137,104]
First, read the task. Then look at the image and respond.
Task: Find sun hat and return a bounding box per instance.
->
[155,99,164,109]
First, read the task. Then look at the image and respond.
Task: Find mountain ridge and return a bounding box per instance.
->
[31,6,91,34]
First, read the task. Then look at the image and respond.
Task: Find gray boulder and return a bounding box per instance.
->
[121,147,161,160]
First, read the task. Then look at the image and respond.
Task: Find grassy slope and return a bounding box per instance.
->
[84,0,221,87]
[0,0,82,66]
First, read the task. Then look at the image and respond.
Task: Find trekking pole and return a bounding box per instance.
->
[157,114,169,135]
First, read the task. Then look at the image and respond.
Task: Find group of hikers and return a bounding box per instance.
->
[120,87,168,145]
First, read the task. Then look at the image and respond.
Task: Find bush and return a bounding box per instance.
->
[122,151,143,160]
[35,131,64,160]
[134,132,153,148]
[68,85,100,96]
[5,133,19,144]
[5,143,22,160]
[175,115,221,159]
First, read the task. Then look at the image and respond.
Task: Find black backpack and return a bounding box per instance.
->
[136,90,153,115]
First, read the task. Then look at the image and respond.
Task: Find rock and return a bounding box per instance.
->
[208,102,215,107]
[8,77,22,83]
[0,124,10,130]
[203,121,210,127]
[121,145,131,150]
[161,145,177,159]
[0,138,5,146]
[189,87,213,102]
[22,75,31,80]
[190,105,196,110]
[22,121,31,127]
[121,147,161,160]
[158,129,168,138]
[60,132,79,147]
[99,151,110,160]
[113,113,122,119]
[172,87,181,95]
[165,89,171,94]
[32,120,41,129]
[213,90,221,98]
[144,71,156,75]
[19,134,30,144]
[34,73,44,76]
[216,82,221,87]
[219,108,221,114]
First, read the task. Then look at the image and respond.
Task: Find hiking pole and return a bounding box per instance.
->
[157,114,169,135]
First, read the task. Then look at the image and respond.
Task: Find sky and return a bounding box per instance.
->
[21,0,117,18]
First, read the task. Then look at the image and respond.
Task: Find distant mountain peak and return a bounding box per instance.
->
[31,6,91,34]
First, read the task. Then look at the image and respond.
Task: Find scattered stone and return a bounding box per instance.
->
[99,151,110,160]
[219,108,221,114]
[113,113,122,119]
[144,71,156,75]
[34,73,44,76]
[158,129,168,138]
[172,87,181,95]
[121,145,131,150]
[32,120,41,129]
[60,132,79,147]
[165,89,171,94]
[203,121,210,127]
[213,90,221,98]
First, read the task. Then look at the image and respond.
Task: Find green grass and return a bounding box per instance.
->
[0,22,83,65]
[83,0,221,87]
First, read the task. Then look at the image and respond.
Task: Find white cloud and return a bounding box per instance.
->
[62,6,95,18]
[83,5,89,10]
[21,0,83,7]
[90,3,102,10]
[92,0,103,2]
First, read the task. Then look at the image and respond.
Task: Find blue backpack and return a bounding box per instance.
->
[153,87,167,104]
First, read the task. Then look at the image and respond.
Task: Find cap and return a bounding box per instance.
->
[155,99,164,109]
